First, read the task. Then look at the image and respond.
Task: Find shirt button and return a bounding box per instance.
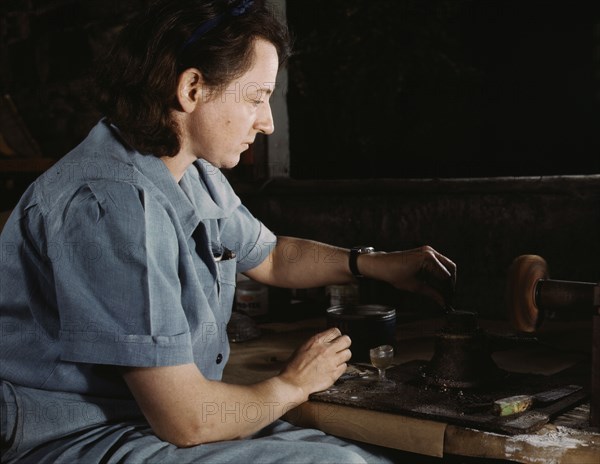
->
[216,353,223,364]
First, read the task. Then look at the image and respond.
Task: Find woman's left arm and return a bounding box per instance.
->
[244,236,456,307]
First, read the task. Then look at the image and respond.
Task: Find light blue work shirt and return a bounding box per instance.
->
[0,120,399,464]
[0,119,276,458]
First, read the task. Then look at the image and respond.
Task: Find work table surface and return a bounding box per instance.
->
[222,316,600,463]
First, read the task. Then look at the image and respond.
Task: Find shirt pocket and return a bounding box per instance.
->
[216,258,236,321]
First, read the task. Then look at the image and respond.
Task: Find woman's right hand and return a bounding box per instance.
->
[277,327,351,401]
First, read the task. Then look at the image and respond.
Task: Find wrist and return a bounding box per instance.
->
[349,246,375,278]
[273,373,309,404]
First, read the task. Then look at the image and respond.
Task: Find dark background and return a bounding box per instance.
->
[1,0,599,181]
[1,2,599,333]
[286,0,600,179]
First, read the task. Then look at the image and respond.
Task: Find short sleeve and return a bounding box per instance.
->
[52,181,194,367]
[221,203,277,273]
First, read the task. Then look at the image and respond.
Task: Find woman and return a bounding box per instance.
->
[0,1,456,462]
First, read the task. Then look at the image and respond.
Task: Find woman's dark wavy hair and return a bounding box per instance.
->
[94,0,291,157]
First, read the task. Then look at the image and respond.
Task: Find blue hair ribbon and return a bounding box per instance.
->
[181,0,255,51]
[230,0,254,16]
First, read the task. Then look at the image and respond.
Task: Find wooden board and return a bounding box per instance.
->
[308,360,591,436]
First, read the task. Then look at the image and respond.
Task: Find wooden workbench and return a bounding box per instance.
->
[222,316,600,463]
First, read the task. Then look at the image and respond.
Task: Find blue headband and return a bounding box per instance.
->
[181,0,255,51]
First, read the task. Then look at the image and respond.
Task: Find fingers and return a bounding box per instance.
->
[331,336,352,365]
[320,326,343,343]
[316,328,352,367]
[432,250,457,304]
[413,246,457,307]
[319,329,351,350]
[420,246,455,280]
[432,249,457,284]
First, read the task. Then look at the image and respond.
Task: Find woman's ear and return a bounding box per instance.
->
[177,68,205,113]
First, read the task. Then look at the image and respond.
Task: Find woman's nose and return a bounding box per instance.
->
[255,102,274,135]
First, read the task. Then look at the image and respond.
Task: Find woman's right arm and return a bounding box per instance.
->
[122,327,350,447]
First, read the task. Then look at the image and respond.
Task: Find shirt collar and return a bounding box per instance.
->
[103,120,226,236]
[180,162,227,220]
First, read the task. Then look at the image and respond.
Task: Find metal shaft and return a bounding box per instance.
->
[592,315,600,428]
[533,278,600,429]
[535,279,599,314]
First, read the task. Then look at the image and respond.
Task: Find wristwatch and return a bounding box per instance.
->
[349,246,375,278]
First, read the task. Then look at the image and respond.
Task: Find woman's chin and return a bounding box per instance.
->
[221,155,242,170]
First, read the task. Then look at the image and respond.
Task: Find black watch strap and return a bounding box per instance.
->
[349,246,375,278]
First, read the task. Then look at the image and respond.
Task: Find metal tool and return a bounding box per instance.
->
[506,254,599,333]
[505,254,600,428]
[422,310,503,389]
